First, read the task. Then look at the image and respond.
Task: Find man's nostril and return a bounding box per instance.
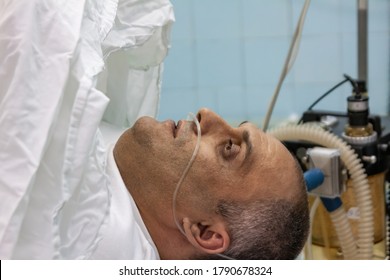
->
[196,112,201,123]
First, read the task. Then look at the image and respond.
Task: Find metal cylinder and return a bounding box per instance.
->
[358,0,368,82]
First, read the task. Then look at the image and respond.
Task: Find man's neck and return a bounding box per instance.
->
[131,195,197,259]
[149,224,197,259]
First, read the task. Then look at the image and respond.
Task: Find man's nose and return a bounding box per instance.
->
[196,108,232,135]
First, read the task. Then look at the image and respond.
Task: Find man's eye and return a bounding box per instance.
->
[223,139,240,159]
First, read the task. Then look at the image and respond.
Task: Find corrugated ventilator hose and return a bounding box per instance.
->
[269,124,374,259]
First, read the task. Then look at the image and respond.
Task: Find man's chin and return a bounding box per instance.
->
[130,116,157,147]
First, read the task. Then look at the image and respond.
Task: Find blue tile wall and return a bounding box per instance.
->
[242,0,292,38]
[158,0,390,126]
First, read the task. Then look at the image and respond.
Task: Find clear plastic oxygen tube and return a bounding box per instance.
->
[172,112,202,236]
[172,112,234,260]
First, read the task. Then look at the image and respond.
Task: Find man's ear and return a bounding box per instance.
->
[182,218,230,255]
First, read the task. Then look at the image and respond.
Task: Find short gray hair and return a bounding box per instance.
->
[211,164,309,260]
[217,195,309,259]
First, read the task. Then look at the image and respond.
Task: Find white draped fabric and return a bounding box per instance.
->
[0,0,174,259]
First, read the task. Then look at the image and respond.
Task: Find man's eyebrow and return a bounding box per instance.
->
[239,120,249,126]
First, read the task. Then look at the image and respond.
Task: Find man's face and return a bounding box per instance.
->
[126,108,297,208]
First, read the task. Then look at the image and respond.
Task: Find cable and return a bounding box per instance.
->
[262,0,311,131]
[307,78,349,111]
[298,74,360,124]
[343,74,361,96]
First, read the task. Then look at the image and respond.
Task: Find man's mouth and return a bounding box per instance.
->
[171,120,187,138]
[169,119,197,138]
